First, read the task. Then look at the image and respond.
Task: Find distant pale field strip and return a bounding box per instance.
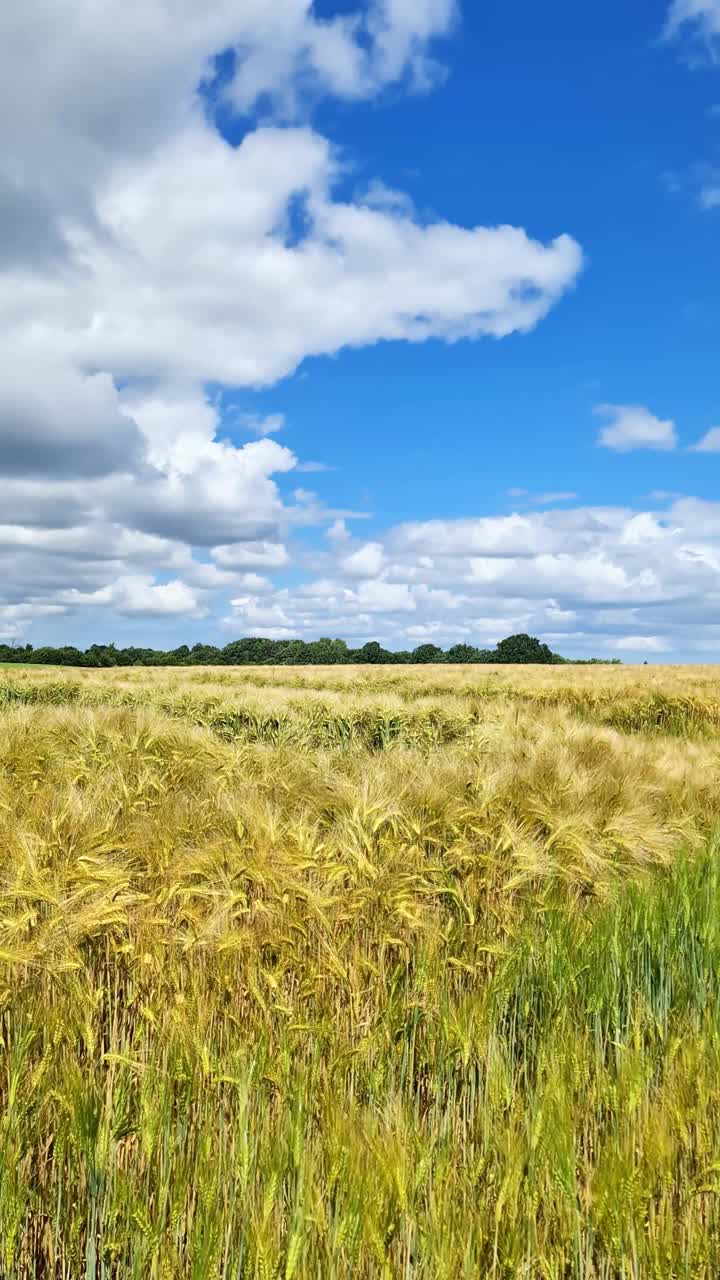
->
[0,666,720,1276]
[4,662,720,737]
[8,660,720,697]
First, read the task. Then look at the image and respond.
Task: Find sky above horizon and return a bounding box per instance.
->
[2,0,720,661]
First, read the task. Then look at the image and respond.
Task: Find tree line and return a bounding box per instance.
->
[0,634,621,668]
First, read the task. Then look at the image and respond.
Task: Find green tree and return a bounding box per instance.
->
[222,638,277,665]
[306,638,349,665]
[446,644,481,664]
[0,632,620,668]
[278,640,312,665]
[411,644,445,664]
[85,644,119,667]
[494,634,555,664]
[190,643,221,664]
[353,641,394,665]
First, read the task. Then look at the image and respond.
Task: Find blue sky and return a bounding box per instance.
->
[242,0,720,519]
[2,0,720,658]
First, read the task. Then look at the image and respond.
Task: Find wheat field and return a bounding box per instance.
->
[1,663,720,1277]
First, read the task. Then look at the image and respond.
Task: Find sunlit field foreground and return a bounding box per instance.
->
[2,665,720,1278]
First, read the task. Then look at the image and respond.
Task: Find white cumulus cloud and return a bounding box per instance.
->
[0,0,587,643]
[595,404,679,452]
[63,576,206,618]
[341,542,387,578]
[219,498,720,657]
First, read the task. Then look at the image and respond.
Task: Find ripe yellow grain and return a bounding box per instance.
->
[0,664,719,1275]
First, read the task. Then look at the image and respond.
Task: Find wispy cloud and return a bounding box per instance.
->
[506,489,578,506]
[595,404,678,452]
[699,181,720,208]
[689,426,720,451]
[665,0,720,42]
[240,413,286,437]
